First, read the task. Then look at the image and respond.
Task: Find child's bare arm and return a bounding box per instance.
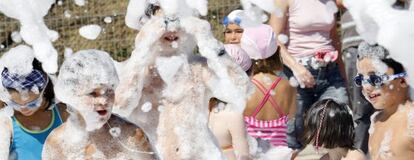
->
[42,125,66,160]
[0,116,12,160]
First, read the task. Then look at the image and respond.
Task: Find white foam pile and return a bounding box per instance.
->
[277,34,289,45]
[158,0,208,17]
[0,110,13,160]
[0,0,59,74]
[0,45,37,103]
[11,31,23,43]
[104,16,113,24]
[125,0,148,30]
[411,1,414,10]
[125,0,208,30]
[74,0,86,6]
[0,105,14,118]
[79,24,102,40]
[64,47,74,59]
[238,0,282,27]
[64,10,71,18]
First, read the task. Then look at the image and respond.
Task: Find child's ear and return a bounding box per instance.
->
[400,78,408,88]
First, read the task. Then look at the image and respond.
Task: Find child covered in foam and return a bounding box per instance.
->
[42,50,154,160]
[113,1,253,159]
[354,42,414,160]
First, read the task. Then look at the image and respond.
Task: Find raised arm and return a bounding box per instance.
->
[268,0,295,69]
[0,116,12,160]
[225,107,250,159]
[181,16,254,112]
[113,17,167,117]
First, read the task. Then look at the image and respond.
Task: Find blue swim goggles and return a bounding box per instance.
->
[5,77,48,110]
[222,16,242,26]
[7,96,44,110]
[353,72,407,87]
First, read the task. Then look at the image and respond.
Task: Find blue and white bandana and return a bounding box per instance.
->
[1,68,47,91]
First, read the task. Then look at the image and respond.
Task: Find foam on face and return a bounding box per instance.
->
[55,50,119,131]
[370,58,389,75]
[0,0,58,74]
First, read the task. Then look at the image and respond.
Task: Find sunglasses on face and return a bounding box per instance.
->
[353,72,407,87]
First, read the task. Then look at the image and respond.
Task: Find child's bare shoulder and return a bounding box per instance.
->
[45,123,67,143]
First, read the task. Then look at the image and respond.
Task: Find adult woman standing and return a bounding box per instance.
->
[269,0,348,151]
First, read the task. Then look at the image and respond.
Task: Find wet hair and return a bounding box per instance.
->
[250,48,282,76]
[145,3,161,18]
[32,59,55,106]
[382,58,405,75]
[357,42,405,74]
[301,99,354,150]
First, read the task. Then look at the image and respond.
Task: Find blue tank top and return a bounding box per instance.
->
[10,105,63,160]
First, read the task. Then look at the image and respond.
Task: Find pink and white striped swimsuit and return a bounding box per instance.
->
[244,78,288,147]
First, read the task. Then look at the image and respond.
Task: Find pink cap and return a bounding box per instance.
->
[224,44,252,71]
[240,24,278,60]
